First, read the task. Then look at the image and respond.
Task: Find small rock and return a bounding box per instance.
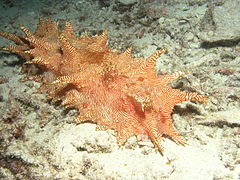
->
[199,0,240,44]
[118,0,137,5]
[158,17,165,24]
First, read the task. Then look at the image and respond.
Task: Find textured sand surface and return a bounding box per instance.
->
[0,0,239,179]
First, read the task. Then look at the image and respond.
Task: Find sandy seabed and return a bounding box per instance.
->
[0,0,240,179]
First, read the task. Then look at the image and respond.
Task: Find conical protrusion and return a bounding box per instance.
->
[25,57,49,65]
[123,47,132,57]
[4,45,27,52]
[61,97,73,107]
[25,35,53,51]
[20,26,34,38]
[46,16,59,37]
[160,71,185,85]
[98,29,108,46]
[2,45,31,60]
[182,92,207,103]
[34,16,47,37]
[61,90,79,106]
[59,35,78,61]
[146,49,165,68]
[139,48,166,76]
[61,95,75,107]
[85,30,109,53]
[0,31,25,45]
[100,29,108,39]
[51,73,83,85]
[62,20,75,39]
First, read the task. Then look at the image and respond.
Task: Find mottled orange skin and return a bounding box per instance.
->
[0,17,206,152]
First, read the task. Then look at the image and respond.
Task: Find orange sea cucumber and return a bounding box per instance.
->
[0,17,206,152]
